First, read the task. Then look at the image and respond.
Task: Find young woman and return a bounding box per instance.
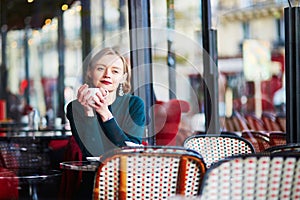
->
[66,47,145,158]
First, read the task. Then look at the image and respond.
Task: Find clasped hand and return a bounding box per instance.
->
[77,84,109,117]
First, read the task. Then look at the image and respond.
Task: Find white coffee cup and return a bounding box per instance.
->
[87,88,100,98]
[86,88,109,105]
[86,88,100,105]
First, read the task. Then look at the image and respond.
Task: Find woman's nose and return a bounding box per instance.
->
[103,69,112,77]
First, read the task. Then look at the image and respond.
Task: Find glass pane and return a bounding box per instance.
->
[215,0,287,149]
[150,0,204,145]
[1,0,289,150]
[150,0,287,147]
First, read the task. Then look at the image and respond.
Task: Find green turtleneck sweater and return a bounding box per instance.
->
[66,94,145,158]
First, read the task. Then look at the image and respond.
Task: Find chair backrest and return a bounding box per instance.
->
[261,112,282,131]
[276,114,286,132]
[199,153,300,200]
[231,113,249,131]
[0,141,20,168]
[154,99,190,146]
[0,138,50,169]
[244,113,265,131]
[269,131,287,146]
[224,117,235,132]
[93,146,206,200]
[264,143,300,153]
[183,134,255,168]
[0,167,19,199]
[241,131,271,152]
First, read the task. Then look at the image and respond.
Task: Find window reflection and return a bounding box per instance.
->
[2,0,287,145]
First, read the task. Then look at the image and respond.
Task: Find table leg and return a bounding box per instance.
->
[29,183,38,200]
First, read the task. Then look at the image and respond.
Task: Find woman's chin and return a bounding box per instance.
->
[98,85,114,92]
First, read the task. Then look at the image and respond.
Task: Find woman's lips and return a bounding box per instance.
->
[101,80,112,85]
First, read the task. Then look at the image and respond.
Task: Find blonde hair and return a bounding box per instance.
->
[85,47,131,94]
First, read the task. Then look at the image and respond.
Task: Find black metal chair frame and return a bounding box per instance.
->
[264,143,300,153]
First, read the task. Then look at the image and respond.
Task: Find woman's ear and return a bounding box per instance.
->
[121,73,128,83]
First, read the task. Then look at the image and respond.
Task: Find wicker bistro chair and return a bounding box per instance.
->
[268,131,287,146]
[183,134,255,168]
[199,153,300,200]
[261,112,282,132]
[241,131,271,152]
[0,139,50,169]
[264,143,300,153]
[93,146,207,200]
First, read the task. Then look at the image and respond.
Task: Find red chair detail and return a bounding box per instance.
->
[231,112,249,131]
[59,136,83,199]
[0,167,18,199]
[276,114,286,132]
[244,113,265,131]
[242,131,270,152]
[154,99,190,146]
[48,139,69,151]
[224,117,235,132]
[261,112,282,131]
[269,131,287,146]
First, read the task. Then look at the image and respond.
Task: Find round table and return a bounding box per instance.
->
[0,168,62,200]
[60,160,99,172]
[60,161,100,199]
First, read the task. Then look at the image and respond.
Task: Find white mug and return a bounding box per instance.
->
[86,88,109,105]
[87,88,100,105]
[87,88,100,98]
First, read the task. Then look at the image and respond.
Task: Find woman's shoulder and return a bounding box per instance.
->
[66,99,80,108]
[124,94,144,106]
[114,94,144,109]
[66,99,83,114]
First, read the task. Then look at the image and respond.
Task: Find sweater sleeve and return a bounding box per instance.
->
[100,96,145,146]
[97,116,129,147]
[66,101,95,157]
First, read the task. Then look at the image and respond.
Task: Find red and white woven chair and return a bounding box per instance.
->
[199,153,300,200]
[93,146,206,200]
[183,133,255,168]
[264,143,300,153]
[241,131,271,152]
[268,131,287,146]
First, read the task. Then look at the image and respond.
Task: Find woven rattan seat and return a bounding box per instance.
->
[93,146,206,200]
[183,133,255,168]
[199,153,300,200]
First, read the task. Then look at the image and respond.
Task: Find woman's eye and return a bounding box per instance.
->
[113,70,120,74]
[97,66,105,71]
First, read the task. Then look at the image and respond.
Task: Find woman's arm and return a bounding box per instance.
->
[100,96,145,146]
[66,101,94,157]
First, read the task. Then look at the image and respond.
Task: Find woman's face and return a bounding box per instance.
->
[89,54,126,92]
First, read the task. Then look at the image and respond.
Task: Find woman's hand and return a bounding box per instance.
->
[77,84,95,116]
[90,88,113,122]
